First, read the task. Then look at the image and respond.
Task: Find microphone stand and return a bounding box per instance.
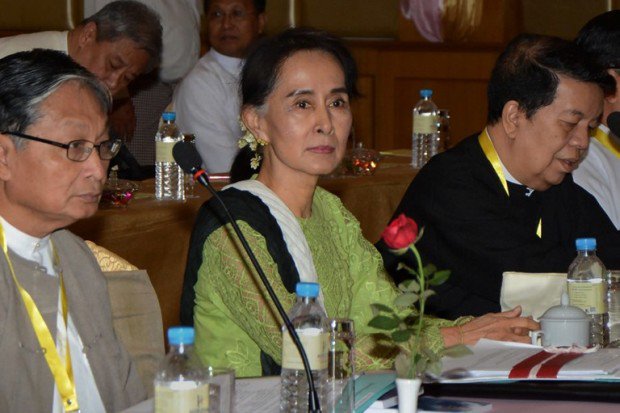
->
[192,169,322,413]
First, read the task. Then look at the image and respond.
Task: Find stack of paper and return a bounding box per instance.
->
[440,339,620,382]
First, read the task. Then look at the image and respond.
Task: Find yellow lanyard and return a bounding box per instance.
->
[478,130,542,238]
[0,224,79,412]
[593,127,620,158]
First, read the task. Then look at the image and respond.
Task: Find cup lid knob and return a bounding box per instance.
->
[540,292,589,321]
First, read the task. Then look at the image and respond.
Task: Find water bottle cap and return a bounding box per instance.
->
[162,111,176,122]
[420,89,433,98]
[295,282,320,298]
[575,237,596,251]
[168,326,195,345]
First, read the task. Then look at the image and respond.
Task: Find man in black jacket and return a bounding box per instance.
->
[379,34,618,319]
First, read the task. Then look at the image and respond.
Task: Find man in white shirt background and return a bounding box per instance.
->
[0,49,144,412]
[573,10,620,229]
[173,0,267,173]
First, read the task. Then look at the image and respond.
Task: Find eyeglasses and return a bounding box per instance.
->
[1,131,121,162]
[208,8,256,24]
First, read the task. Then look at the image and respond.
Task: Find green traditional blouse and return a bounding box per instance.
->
[194,187,460,377]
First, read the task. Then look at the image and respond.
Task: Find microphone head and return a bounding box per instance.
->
[608,111,620,137]
[173,141,203,174]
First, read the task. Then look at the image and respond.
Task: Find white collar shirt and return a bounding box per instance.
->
[573,124,620,229]
[210,48,244,77]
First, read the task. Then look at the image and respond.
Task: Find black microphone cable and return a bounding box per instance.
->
[173,141,322,412]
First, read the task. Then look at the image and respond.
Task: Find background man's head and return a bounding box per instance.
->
[0,50,114,236]
[576,10,620,126]
[487,33,614,125]
[205,0,266,58]
[71,0,163,95]
[486,34,614,191]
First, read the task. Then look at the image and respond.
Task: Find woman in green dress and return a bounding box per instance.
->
[184,28,538,378]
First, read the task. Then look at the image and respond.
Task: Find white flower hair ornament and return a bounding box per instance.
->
[238,119,267,170]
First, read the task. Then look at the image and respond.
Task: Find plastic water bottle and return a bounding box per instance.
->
[280,282,329,412]
[154,327,218,413]
[155,112,185,200]
[567,238,609,346]
[411,89,439,169]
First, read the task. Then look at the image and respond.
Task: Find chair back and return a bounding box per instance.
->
[500,271,567,321]
[87,241,165,398]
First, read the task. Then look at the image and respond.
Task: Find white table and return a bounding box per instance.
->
[121,376,620,413]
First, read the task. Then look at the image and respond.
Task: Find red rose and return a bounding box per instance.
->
[381,214,419,249]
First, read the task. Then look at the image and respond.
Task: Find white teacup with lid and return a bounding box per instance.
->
[531,293,590,347]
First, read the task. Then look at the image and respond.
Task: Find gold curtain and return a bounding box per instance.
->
[442,0,484,42]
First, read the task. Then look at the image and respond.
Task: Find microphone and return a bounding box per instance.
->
[173,139,210,187]
[173,141,322,412]
[608,111,620,137]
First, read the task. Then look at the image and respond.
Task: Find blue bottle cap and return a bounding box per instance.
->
[575,238,597,251]
[162,111,176,122]
[420,89,433,98]
[296,282,320,298]
[168,326,195,345]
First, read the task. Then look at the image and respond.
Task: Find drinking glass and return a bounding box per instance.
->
[438,109,451,151]
[326,318,355,413]
[206,367,235,413]
[342,143,380,176]
[183,133,199,198]
[608,270,620,347]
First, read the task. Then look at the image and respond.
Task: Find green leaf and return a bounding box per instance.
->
[370,303,394,315]
[443,344,473,358]
[394,292,419,308]
[396,262,417,276]
[429,270,451,286]
[391,329,413,343]
[398,279,420,293]
[422,263,437,277]
[368,315,399,330]
[394,353,412,378]
[421,346,442,362]
[421,290,436,300]
[426,360,443,377]
[415,226,425,243]
[412,352,424,368]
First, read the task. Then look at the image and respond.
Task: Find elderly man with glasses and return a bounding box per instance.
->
[0,49,144,412]
[173,0,267,173]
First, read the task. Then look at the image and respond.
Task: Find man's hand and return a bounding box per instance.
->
[109,97,136,142]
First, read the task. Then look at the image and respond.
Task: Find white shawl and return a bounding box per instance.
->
[225,180,326,308]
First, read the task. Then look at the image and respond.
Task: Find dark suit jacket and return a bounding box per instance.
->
[0,229,145,412]
[378,134,620,319]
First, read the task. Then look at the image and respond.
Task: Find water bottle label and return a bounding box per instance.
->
[567,281,606,314]
[156,141,176,163]
[154,382,210,413]
[282,329,328,370]
[413,113,438,134]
